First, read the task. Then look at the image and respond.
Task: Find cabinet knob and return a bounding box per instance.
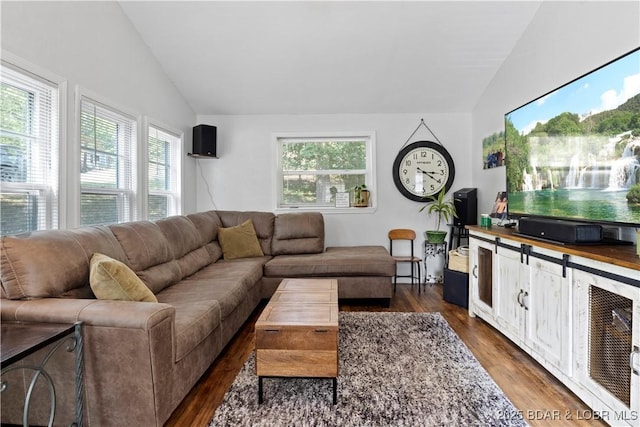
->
[631,345,640,376]
[472,265,478,278]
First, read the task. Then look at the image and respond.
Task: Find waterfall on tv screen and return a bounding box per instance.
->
[607,139,640,190]
[528,134,639,191]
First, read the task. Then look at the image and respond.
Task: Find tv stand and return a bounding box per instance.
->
[467,225,640,427]
[512,232,633,246]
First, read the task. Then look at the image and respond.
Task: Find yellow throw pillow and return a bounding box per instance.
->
[218,219,264,260]
[89,253,158,302]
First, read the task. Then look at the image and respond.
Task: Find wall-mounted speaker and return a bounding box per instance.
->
[191,124,217,158]
[453,188,477,226]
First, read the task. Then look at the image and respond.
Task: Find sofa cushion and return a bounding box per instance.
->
[264,245,395,277]
[156,215,211,279]
[186,211,223,262]
[1,226,127,300]
[155,285,222,362]
[89,253,157,302]
[217,211,275,256]
[156,257,265,361]
[272,212,324,255]
[109,221,181,294]
[218,220,264,260]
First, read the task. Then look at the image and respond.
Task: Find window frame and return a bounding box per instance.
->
[272,131,376,214]
[143,118,183,220]
[0,54,66,234]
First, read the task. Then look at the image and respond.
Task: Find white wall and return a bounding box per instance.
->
[196,113,473,247]
[1,1,197,225]
[472,1,640,225]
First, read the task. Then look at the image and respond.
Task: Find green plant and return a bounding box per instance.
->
[419,188,458,231]
[353,184,367,204]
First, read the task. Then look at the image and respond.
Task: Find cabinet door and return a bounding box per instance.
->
[469,238,494,319]
[494,246,526,340]
[574,269,640,420]
[525,257,571,374]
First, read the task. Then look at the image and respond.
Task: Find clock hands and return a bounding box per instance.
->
[416,167,442,184]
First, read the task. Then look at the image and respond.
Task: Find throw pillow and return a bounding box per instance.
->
[89,253,158,302]
[218,219,264,260]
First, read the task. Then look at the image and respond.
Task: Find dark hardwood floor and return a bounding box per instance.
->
[165,283,604,427]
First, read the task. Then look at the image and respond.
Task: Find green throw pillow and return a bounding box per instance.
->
[89,253,158,302]
[218,219,264,260]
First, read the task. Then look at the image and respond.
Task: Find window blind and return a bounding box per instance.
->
[0,63,59,236]
[80,97,136,226]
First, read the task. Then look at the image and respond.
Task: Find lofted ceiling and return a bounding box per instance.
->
[119,1,542,115]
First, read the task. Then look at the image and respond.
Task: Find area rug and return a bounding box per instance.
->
[208,312,527,426]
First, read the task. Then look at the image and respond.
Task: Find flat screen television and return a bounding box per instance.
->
[505,47,640,229]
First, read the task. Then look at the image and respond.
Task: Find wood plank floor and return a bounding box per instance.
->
[165,283,605,427]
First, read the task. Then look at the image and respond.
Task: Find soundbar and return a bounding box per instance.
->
[518,217,602,244]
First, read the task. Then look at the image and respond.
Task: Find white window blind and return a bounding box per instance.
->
[80,97,136,226]
[148,125,180,220]
[0,62,59,236]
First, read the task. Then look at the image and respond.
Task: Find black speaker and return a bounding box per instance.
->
[453,188,477,226]
[518,217,602,244]
[192,125,217,157]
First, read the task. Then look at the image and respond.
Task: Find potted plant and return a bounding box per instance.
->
[419,188,457,243]
[353,184,370,207]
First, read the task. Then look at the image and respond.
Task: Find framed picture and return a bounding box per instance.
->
[482,130,505,169]
[335,192,350,208]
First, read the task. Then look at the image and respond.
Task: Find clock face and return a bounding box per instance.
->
[392,140,455,201]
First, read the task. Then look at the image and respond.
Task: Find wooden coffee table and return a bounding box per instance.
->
[255,278,339,404]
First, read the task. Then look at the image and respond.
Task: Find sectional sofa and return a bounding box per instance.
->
[0,210,395,426]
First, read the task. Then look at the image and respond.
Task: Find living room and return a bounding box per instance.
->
[1,1,639,426]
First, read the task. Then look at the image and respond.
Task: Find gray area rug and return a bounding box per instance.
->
[209,312,527,426]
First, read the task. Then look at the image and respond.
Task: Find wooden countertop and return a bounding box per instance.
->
[466,225,640,272]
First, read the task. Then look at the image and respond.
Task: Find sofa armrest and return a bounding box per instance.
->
[0,298,175,330]
[1,297,177,426]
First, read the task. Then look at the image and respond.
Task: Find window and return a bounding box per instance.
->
[0,62,59,236]
[275,132,375,210]
[147,124,181,221]
[80,97,136,226]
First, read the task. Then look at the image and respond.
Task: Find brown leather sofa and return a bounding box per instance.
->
[0,210,394,426]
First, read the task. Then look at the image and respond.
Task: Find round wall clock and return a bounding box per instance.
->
[392,140,455,202]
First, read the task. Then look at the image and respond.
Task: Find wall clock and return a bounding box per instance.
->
[392,140,455,202]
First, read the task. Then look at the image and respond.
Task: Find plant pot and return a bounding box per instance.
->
[353,190,370,207]
[425,230,447,244]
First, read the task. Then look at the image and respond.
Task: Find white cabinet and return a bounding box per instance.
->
[468,227,640,427]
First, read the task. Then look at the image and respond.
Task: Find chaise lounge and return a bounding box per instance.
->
[0,210,394,426]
